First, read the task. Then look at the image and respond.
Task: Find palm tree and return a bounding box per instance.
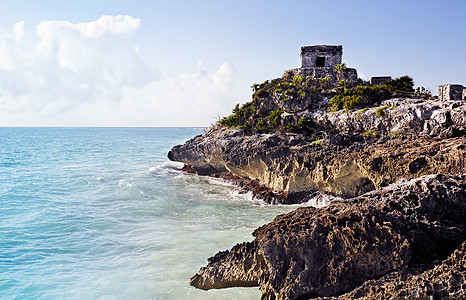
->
[334,63,347,81]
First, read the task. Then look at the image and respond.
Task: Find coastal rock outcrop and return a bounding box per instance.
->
[190,174,466,299]
[168,99,466,202]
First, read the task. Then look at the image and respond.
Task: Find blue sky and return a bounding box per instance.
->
[0,0,465,126]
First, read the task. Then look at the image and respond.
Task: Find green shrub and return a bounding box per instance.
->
[218,97,283,134]
[338,79,348,88]
[269,109,283,126]
[375,105,390,117]
[382,76,414,93]
[286,123,298,132]
[252,75,322,103]
[286,117,315,135]
[364,129,379,138]
[274,80,306,102]
[391,131,406,137]
[320,76,332,89]
[293,75,304,84]
[219,101,256,128]
[329,75,415,112]
[254,119,270,133]
[221,75,319,134]
[310,139,325,147]
[329,84,390,112]
[414,86,432,99]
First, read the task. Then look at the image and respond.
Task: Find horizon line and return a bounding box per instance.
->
[0,126,208,128]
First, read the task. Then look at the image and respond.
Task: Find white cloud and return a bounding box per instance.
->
[13,21,24,40]
[0,29,17,70]
[0,15,240,126]
[196,59,206,72]
[0,16,158,116]
[213,62,236,91]
[75,15,141,38]
[114,62,240,127]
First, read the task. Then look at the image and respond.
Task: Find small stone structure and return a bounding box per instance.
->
[301,45,342,68]
[438,84,466,100]
[285,45,358,83]
[369,76,392,85]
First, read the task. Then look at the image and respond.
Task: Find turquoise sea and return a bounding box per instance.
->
[0,127,304,300]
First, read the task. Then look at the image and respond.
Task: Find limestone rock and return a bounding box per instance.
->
[312,98,466,137]
[190,174,466,299]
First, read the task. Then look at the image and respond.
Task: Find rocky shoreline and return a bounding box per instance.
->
[168,81,465,298]
[190,174,465,299]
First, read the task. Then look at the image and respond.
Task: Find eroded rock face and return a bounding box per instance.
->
[169,126,465,202]
[190,174,466,299]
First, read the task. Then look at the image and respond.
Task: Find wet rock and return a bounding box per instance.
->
[190,241,265,290]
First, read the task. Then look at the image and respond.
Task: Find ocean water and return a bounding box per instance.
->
[0,127,313,300]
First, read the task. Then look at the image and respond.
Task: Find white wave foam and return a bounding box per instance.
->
[153,163,337,209]
[229,188,340,208]
[205,177,236,187]
[80,178,91,185]
[304,192,341,208]
[118,178,134,188]
[229,189,255,202]
[148,161,184,176]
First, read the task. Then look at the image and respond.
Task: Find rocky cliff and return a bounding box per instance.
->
[169,98,466,202]
[168,76,466,298]
[190,174,466,299]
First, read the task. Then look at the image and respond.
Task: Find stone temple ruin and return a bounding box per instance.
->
[438,84,466,101]
[285,45,358,82]
[286,45,466,101]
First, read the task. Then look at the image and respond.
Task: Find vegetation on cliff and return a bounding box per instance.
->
[219,74,432,137]
[251,72,324,103]
[219,73,334,134]
[328,76,414,112]
[285,117,315,135]
[218,102,256,129]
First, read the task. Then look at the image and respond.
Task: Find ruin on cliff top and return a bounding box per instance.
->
[285,45,358,83]
[438,84,466,101]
